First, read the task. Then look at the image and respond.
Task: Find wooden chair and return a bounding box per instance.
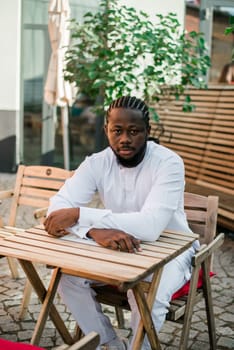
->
[91,192,224,350]
[0,164,72,314]
[55,331,100,350]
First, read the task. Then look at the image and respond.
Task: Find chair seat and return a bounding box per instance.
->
[94,285,130,310]
[94,285,205,323]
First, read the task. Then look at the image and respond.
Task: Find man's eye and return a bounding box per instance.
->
[113,130,121,135]
[130,130,138,135]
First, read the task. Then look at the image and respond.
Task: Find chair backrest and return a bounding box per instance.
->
[184,192,219,246]
[8,165,72,227]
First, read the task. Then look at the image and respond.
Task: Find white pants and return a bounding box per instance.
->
[57,246,195,349]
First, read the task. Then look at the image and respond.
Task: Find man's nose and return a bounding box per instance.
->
[120,132,131,143]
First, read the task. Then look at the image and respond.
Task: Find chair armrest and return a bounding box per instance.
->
[0,189,14,200]
[34,207,48,220]
[192,233,225,267]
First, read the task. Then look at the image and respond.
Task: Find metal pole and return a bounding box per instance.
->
[41,104,56,165]
[61,105,70,170]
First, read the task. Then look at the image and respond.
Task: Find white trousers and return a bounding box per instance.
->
[57,246,195,349]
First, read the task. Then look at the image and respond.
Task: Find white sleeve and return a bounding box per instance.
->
[79,156,185,241]
[47,158,107,238]
[47,158,97,213]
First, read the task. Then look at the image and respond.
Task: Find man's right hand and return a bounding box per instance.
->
[44,208,79,237]
[87,228,141,253]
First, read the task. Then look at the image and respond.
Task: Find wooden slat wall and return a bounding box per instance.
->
[150,86,234,230]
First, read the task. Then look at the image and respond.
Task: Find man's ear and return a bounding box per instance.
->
[147,125,151,135]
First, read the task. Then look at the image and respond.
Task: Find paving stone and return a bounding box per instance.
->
[195,332,210,342]
[177,329,199,340]
[0,315,14,325]
[190,314,201,322]
[213,305,226,315]
[39,338,56,349]
[189,341,210,350]
[217,336,234,349]
[41,328,57,338]
[18,330,34,341]
[18,313,32,322]
[219,313,234,323]
[160,321,181,333]
[1,322,20,332]
[213,299,229,308]
[1,335,18,342]
[215,319,227,328]
[225,304,234,314]
[216,326,234,337]
[20,322,37,331]
[163,335,181,347]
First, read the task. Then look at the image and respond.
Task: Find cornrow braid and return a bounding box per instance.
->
[106,96,150,127]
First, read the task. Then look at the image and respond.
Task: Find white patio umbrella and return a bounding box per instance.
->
[44,0,73,169]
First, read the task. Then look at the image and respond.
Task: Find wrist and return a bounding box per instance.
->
[72,207,79,225]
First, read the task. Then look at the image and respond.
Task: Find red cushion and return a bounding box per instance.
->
[171,269,215,300]
[0,339,45,350]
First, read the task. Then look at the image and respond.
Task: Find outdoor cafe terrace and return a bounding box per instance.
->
[0,171,233,350]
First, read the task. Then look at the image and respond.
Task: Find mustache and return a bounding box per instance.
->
[118,146,135,150]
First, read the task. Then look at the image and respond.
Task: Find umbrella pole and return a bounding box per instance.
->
[61,105,70,170]
[41,104,56,166]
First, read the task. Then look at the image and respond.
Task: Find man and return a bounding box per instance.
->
[45,96,198,349]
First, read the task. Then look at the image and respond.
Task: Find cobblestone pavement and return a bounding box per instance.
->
[0,173,233,349]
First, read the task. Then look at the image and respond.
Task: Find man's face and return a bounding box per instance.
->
[105,108,150,160]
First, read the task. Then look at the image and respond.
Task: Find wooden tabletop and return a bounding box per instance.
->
[0,226,198,291]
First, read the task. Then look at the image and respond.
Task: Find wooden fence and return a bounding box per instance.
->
[151,85,234,230]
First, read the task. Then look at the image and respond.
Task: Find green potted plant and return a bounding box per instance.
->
[65,0,210,148]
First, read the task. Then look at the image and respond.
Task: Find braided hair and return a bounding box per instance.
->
[106,96,150,128]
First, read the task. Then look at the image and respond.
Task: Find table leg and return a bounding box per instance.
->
[131,267,163,350]
[19,260,73,345]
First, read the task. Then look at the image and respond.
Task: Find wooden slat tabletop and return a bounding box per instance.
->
[0,226,198,291]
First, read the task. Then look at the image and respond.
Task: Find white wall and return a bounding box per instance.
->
[0,1,21,110]
[119,0,185,26]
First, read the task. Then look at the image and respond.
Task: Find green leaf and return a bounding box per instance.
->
[88,70,98,80]
[149,107,159,122]
[93,79,106,88]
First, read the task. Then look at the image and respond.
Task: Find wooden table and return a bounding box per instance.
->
[0,225,198,349]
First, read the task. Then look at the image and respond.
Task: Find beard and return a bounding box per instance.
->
[111,140,147,168]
